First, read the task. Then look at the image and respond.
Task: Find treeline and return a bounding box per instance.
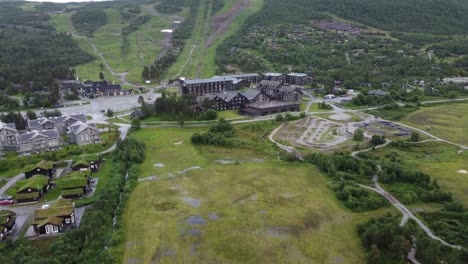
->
[71,8,108,36]
[138,92,218,121]
[305,151,388,211]
[155,0,186,14]
[359,212,468,263]
[121,14,150,56]
[0,138,146,263]
[0,2,52,30]
[143,0,200,81]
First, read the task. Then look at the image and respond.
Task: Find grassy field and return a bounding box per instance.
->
[401,103,468,145]
[113,126,392,263]
[368,141,468,207]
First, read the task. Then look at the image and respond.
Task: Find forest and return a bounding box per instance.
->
[71,8,108,36]
[242,0,468,35]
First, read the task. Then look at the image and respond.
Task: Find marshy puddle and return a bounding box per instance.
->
[208,212,219,221]
[139,176,158,182]
[215,159,265,165]
[187,215,206,226]
[178,166,202,174]
[186,229,201,236]
[180,196,201,208]
[174,141,183,145]
[154,163,165,168]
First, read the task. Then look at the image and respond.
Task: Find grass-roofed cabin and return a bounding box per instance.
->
[23,160,57,179]
[54,171,91,199]
[0,210,16,240]
[32,199,75,235]
[15,175,50,203]
[71,159,100,172]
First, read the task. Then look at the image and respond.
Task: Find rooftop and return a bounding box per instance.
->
[264,72,283,77]
[247,101,299,109]
[23,160,55,172]
[16,175,50,192]
[287,72,308,77]
[184,77,236,85]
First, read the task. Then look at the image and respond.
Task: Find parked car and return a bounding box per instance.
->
[0,199,14,205]
[0,195,12,201]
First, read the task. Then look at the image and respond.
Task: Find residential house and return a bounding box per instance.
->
[67,122,101,146]
[15,175,50,203]
[27,114,87,134]
[16,130,62,155]
[71,160,100,172]
[0,122,17,152]
[23,160,57,179]
[285,73,312,85]
[54,171,91,199]
[32,199,76,235]
[0,210,16,240]
[263,72,284,82]
[181,77,236,96]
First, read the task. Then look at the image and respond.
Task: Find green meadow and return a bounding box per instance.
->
[114,126,392,263]
[402,103,468,145]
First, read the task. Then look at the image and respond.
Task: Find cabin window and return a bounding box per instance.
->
[65,218,70,224]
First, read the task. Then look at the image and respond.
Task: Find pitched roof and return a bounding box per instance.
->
[257,80,282,89]
[240,89,261,100]
[214,91,243,103]
[72,160,90,168]
[0,122,17,131]
[184,77,236,85]
[33,199,74,223]
[16,129,60,144]
[55,171,90,189]
[27,114,87,128]
[67,122,98,135]
[367,89,390,96]
[23,160,55,172]
[15,192,40,200]
[61,188,84,197]
[16,175,49,192]
[0,210,16,227]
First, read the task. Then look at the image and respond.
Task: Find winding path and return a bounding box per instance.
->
[352,141,465,251]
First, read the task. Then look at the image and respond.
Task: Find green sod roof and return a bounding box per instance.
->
[34,199,74,222]
[35,216,63,227]
[72,160,90,168]
[15,192,40,200]
[16,175,49,193]
[61,188,84,197]
[55,171,90,190]
[0,210,16,225]
[23,160,55,173]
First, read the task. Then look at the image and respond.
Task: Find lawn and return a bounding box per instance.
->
[401,103,468,145]
[368,141,468,207]
[113,126,388,263]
